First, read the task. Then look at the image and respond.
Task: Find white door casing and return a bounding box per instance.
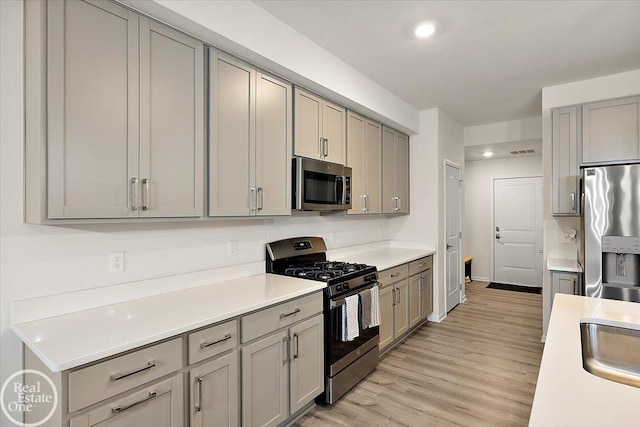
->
[445,162,462,313]
[493,177,543,287]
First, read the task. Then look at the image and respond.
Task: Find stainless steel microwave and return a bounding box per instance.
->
[293,157,351,211]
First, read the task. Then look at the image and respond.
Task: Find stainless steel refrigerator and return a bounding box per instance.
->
[583,164,640,302]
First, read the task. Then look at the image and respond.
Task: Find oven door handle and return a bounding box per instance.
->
[330,282,378,309]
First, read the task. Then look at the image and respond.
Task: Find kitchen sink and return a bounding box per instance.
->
[580,322,640,388]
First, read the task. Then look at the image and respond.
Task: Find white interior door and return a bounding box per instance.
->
[445,163,462,312]
[494,177,543,287]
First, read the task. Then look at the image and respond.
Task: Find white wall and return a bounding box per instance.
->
[0,2,429,423]
[464,116,542,146]
[464,156,543,281]
[540,69,640,339]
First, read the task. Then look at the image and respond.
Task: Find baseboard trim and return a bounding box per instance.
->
[471,276,490,282]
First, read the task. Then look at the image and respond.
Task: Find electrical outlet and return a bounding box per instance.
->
[228,240,238,256]
[110,252,124,273]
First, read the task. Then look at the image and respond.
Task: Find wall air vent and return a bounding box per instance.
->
[510,149,536,155]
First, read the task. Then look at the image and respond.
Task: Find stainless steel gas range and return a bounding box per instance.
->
[266,237,379,404]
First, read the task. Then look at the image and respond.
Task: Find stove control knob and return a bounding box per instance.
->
[336,284,343,292]
[343,283,350,290]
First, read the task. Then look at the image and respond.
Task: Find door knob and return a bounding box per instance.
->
[446,243,452,250]
[495,234,501,240]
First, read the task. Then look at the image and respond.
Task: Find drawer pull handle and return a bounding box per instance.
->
[111,391,157,414]
[418,263,425,267]
[200,333,232,349]
[110,360,156,381]
[390,273,400,278]
[280,308,301,319]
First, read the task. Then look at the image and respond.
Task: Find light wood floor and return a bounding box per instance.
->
[295,281,544,427]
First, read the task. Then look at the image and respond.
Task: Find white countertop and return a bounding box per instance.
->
[12,274,325,372]
[529,294,640,426]
[330,246,435,271]
[547,258,583,273]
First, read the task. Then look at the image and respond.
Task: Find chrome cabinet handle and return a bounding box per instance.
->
[141,178,150,211]
[396,288,401,304]
[130,177,139,211]
[324,138,329,157]
[570,192,576,211]
[280,308,300,319]
[397,197,401,211]
[318,137,323,157]
[363,194,369,212]
[110,360,156,381]
[250,186,257,212]
[111,391,157,414]
[419,273,424,291]
[392,289,396,306]
[194,376,203,412]
[293,333,299,359]
[257,187,264,210]
[390,273,400,278]
[200,333,232,349]
[282,336,289,365]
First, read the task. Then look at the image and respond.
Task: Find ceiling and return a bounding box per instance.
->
[253,1,640,126]
[464,139,542,162]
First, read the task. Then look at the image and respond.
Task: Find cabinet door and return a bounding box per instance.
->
[139,19,203,217]
[408,274,421,328]
[294,88,322,160]
[346,111,366,214]
[382,127,396,214]
[322,101,346,164]
[289,315,324,414]
[420,269,433,319]
[70,375,183,427]
[394,279,410,338]
[582,96,640,164]
[364,119,383,214]
[209,52,255,216]
[255,72,292,216]
[47,0,139,219]
[378,285,394,351]
[394,132,410,214]
[242,330,288,427]
[190,352,239,427]
[552,107,579,215]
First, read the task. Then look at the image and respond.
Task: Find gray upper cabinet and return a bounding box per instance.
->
[552,106,580,215]
[47,0,139,219]
[382,126,410,214]
[294,88,346,164]
[209,52,291,217]
[346,111,382,215]
[139,19,204,218]
[582,96,640,165]
[46,0,203,220]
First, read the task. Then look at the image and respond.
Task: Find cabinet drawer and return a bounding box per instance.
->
[188,319,238,365]
[241,292,323,343]
[68,338,182,412]
[378,264,408,288]
[409,256,433,276]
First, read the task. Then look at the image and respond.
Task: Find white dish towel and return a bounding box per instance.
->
[342,294,360,341]
[369,285,380,327]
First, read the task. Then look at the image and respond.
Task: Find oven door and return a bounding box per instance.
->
[294,157,351,211]
[327,284,379,377]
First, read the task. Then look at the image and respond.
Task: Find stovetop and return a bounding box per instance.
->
[283,261,372,282]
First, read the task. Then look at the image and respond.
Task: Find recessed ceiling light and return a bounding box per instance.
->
[414,22,437,39]
[483,151,493,158]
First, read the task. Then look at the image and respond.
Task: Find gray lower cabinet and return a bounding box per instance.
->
[346,111,382,215]
[45,0,203,220]
[190,351,239,427]
[382,126,409,214]
[69,375,184,427]
[582,96,640,165]
[552,106,580,215]
[209,51,291,217]
[241,314,324,427]
[379,256,433,353]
